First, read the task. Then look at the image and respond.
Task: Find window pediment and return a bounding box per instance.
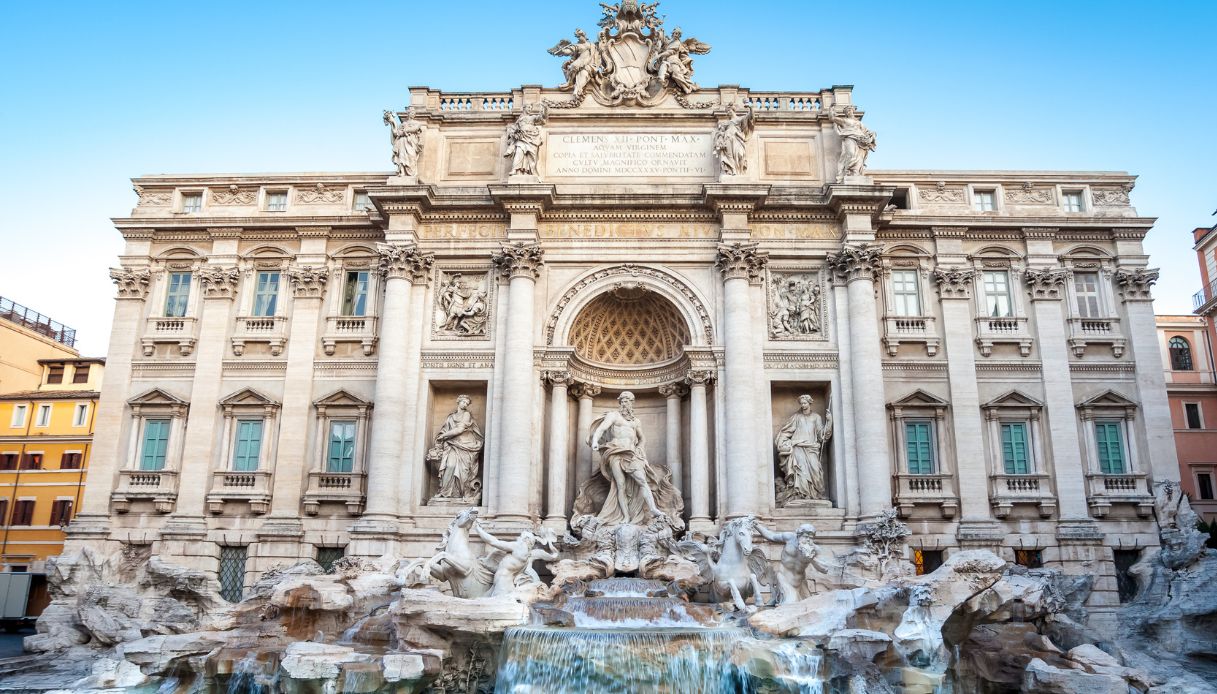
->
[1077,389,1137,420]
[220,387,281,412]
[128,388,189,408]
[982,389,1044,410]
[314,389,372,414]
[888,389,949,416]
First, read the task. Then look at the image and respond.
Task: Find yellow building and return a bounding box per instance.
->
[0,296,80,394]
[0,358,103,571]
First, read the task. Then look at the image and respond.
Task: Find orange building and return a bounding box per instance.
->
[0,358,103,571]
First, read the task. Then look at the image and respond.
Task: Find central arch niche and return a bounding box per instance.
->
[568,287,691,367]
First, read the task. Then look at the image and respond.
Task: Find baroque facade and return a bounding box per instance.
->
[69,3,1178,624]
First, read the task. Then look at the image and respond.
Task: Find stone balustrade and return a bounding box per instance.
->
[141,316,198,356]
[303,471,367,516]
[112,469,179,514]
[882,315,939,356]
[232,315,290,356]
[206,470,273,515]
[321,315,378,356]
[973,316,1033,357]
[989,473,1056,519]
[893,473,959,519]
[1085,472,1153,518]
[1067,317,1126,357]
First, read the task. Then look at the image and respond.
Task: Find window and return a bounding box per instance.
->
[10,405,27,428]
[72,364,91,384]
[1185,403,1203,430]
[140,419,171,471]
[1113,550,1140,603]
[1014,549,1043,569]
[317,547,345,573]
[327,420,357,473]
[19,453,41,470]
[1073,271,1102,318]
[218,546,247,603]
[973,190,996,212]
[10,500,34,526]
[252,272,280,317]
[912,549,944,576]
[0,454,16,470]
[1094,421,1126,474]
[0,499,7,525]
[1001,422,1031,474]
[72,404,89,428]
[1196,472,1214,501]
[181,192,202,214]
[35,405,51,428]
[60,452,83,470]
[982,271,1013,317]
[1169,337,1194,371]
[49,500,72,526]
[904,420,935,474]
[1062,191,1084,213]
[46,365,64,384]
[353,191,371,212]
[890,270,921,316]
[232,420,264,472]
[341,271,370,317]
[164,272,192,317]
[266,191,288,212]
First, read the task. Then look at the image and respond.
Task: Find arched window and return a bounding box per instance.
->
[1169,337,1193,371]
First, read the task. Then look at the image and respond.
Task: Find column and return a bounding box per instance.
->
[492,242,544,522]
[685,370,713,530]
[716,243,767,519]
[828,244,892,518]
[571,382,601,489]
[832,280,860,518]
[544,370,572,527]
[659,382,687,496]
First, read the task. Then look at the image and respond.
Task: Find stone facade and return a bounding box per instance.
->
[68,4,1179,629]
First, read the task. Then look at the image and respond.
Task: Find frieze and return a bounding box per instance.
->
[1069,362,1136,374]
[1091,187,1131,206]
[762,352,839,369]
[751,223,839,240]
[433,270,492,339]
[295,184,346,205]
[134,187,172,207]
[131,361,197,379]
[209,186,258,206]
[221,361,288,376]
[537,222,717,239]
[314,361,379,378]
[881,361,948,373]
[420,223,506,241]
[420,352,497,370]
[975,362,1043,374]
[1004,184,1054,205]
[918,183,965,203]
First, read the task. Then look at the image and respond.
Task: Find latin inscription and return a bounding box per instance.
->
[546,132,714,178]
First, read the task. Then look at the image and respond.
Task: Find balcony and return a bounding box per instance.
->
[303,471,366,516]
[1086,472,1153,518]
[141,316,198,356]
[1067,317,1126,358]
[974,316,1033,357]
[232,315,289,357]
[0,296,76,348]
[1194,278,1217,313]
[882,315,939,357]
[206,470,273,515]
[894,473,959,519]
[990,473,1056,518]
[112,470,179,514]
[321,315,378,356]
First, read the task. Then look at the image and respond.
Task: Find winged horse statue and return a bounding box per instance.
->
[676,515,770,612]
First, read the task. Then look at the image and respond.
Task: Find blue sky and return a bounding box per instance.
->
[1,0,1214,356]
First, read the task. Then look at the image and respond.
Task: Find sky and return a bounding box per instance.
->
[1,0,1214,357]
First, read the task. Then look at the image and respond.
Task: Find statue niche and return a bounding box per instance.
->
[426,394,485,505]
[773,391,834,508]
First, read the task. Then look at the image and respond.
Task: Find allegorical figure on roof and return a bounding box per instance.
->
[713,104,754,176]
[383,108,424,179]
[504,104,548,177]
[548,28,604,96]
[830,104,877,181]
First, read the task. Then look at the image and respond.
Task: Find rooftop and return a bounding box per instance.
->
[0,296,77,349]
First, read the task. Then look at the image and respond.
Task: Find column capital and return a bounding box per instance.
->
[715,242,768,283]
[1114,267,1159,302]
[286,265,330,299]
[493,242,544,280]
[684,369,716,386]
[932,266,975,300]
[110,267,151,300]
[826,243,883,284]
[377,242,435,283]
[542,369,574,387]
[198,265,241,300]
[570,382,602,400]
[1023,266,1071,301]
[659,382,689,399]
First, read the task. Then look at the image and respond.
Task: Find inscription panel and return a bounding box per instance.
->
[546,131,715,179]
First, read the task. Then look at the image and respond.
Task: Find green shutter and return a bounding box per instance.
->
[1095,422,1125,474]
[904,421,934,474]
[232,420,263,471]
[141,419,170,471]
[327,421,355,472]
[1001,423,1029,474]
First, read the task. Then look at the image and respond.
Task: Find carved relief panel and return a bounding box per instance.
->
[767,269,826,341]
[432,269,493,340]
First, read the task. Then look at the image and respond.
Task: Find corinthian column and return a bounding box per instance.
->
[716,243,767,519]
[571,382,601,488]
[543,370,573,528]
[827,244,891,518]
[685,369,714,530]
[492,242,544,522]
[658,381,688,496]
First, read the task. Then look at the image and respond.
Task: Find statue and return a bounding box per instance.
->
[504,104,548,177]
[426,396,484,503]
[713,105,754,176]
[757,522,833,605]
[769,275,822,338]
[472,521,560,598]
[675,516,770,612]
[647,27,710,95]
[547,29,604,95]
[409,509,492,598]
[829,104,876,181]
[436,273,488,336]
[858,509,913,581]
[1153,481,1207,570]
[383,108,425,179]
[775,395,833,504]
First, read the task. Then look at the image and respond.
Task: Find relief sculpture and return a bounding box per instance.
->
[435,272,489,337]
[768,272,822,339]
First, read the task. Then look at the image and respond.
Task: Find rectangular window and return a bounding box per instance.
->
[20,453,42,470]
[73,404,89,428]
[49,500,72,526]
[252,272,281,317]
[10,405,27,428]
[1063,191,1084,212]
[973,190,996,212]
[341,271,370,317]
[904,420,935,475]
[327,420,357,473]
[0,454,16,470]
[1073,271,1102,318]
[46,365,64,384]
[1184,403,1202,430]
[316,547,345,573]
[232,420,264,472]
[35,404,51,427]
[266,191,288,212]
[60,452,83,470]
[913,549,944,576]
[72,365,90,384]
[1001,422,1030,474]
[164,272,192,318]
[181,192,202,213]
[1014,549,1043,569]
[1094,421,1126,474]
[890,270,921,316]
[140,419,171,471]
[982,270,1013,317]
[10,500,34,526]
[0,499,7,525]
[1113,549,1141,603]
[353,191,371,212]
[218,546,247,603]
[1197,472,1214,501]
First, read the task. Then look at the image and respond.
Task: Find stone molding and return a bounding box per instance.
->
[1114,267,1159,302]
[569,382,602,400]
[110,267,152,300]
[197,265,241,300]
[286,265,329,299]
[209,186,257,206]
[492,242,544,280]
[684,369,715,386]
[715,242,768,283]
[377,243,435,283]
[658,381,689,399]
[1023,266,1071,301]
[542,369,574,387]
[932,266,976,300]
[826,243,883,284]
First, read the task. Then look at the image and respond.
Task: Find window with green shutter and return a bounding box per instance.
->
[232,420,263,471]
[1094,421,1126,474]
[140,419,170,471]
[904,420,935,474]
[327,420,356,472]
[1000,422,1030,474]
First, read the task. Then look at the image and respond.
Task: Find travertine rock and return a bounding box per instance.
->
[118,632,231,674]
[1023,657,1129,694]
[382,653,426,682]
[279,641,360,680]
[70,657,147,689]
[392,588,529,639]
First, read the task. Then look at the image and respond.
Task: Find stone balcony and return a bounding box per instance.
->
[321,316,378,356]
[112,470,179,514]
[206,470,273,515]
[1067,317,1126,358]
[974,316,1033,357]
[894,474,959,519]
[232,316,289,356]
[141,316,197,357]
[990,473,1056,518]
[882,315,939,357]
[1086,472,1153,518]
[303,471,366,516]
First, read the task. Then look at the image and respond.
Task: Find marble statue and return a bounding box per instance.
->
[417,508,492,598]
[504,105,548,177]
[757,522,833,605]
[436,273,488,336]
[548,29,604,95]
[769,275,821,338]
[383,108,424,179]
[775,395,833,504]
[858,509,913,581]
[676,516,769,612]
[426,396,484,503]
[648,27,710,95]
[1152,481,1207,570]
[829,104,876,181]
[472,521,560,597]
[713,105,753,176]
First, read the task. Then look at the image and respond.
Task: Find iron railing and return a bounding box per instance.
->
[0,296,76,348]
[1194,279,1217,311]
